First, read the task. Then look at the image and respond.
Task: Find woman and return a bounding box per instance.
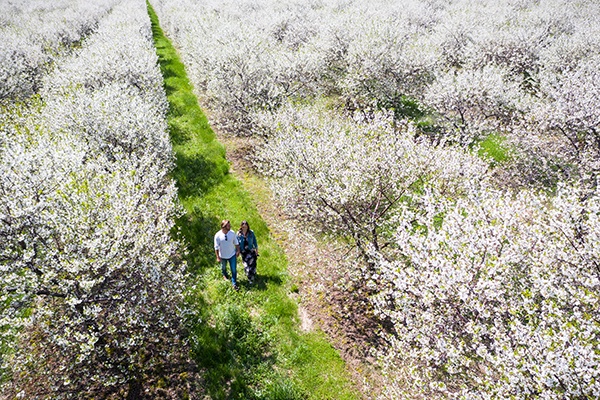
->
[237,220,258,284]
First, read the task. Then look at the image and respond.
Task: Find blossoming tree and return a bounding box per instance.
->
[1,1,196,398]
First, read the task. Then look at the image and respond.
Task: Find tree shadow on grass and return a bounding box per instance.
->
[190,303,279,400]
[175,206,220,274]
[160,63,181,81]
[167,118,190,146]
[172,152,226,199]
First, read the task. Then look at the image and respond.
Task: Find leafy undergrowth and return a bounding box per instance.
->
[147,3,359,399]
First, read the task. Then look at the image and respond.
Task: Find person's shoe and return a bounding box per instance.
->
[223,275,229,281]
[233,284,240,291]
[248,278,254,285]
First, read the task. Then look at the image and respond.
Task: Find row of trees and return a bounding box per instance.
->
[0,0,119,101]
[1,0,195,398]
[255,105,600,398]
[152,0,600,398]
[153,0,600,188]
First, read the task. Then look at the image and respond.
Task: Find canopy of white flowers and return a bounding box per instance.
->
[151,0,600,398]
[1,0,191,398]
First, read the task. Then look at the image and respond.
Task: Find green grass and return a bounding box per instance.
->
[147,3,359,399]
[476,133,511,166]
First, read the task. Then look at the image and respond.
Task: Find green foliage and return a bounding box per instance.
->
[148,2,359,398]
[379,94,437,131]
[259,378,307,400]
[476,133,511,166]
[388,94,425,121]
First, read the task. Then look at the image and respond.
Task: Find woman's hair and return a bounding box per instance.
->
[238,220,250,234]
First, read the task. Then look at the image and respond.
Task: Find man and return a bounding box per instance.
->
[214,219,241,291]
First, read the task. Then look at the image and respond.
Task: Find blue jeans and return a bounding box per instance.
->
[220,256,237,285]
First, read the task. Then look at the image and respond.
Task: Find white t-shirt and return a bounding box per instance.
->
[214,229,238,259]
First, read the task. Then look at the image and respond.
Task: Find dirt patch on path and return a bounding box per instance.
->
[216,134,387,399]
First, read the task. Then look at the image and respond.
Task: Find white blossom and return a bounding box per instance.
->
[1,0,191,398]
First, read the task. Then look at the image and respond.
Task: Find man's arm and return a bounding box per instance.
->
[233,234,241,257]
[214,235,221,262]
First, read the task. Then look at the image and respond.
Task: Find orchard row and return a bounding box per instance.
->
[1,0,192,398]
[0,0,119,100]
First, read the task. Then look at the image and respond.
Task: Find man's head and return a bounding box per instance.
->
[221,220,231,232]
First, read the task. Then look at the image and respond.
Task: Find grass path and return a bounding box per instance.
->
[147,3,360,399]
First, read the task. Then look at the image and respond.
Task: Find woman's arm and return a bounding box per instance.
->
[251,231,258,253]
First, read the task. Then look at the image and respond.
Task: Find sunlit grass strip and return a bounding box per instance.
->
[147,2,359,399]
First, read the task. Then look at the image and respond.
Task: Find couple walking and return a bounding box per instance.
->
[214,219,258,291]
